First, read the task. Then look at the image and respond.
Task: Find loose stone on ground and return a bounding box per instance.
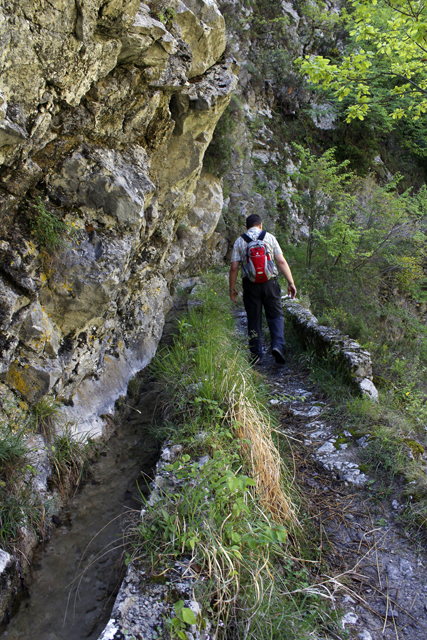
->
[257,347,427,640]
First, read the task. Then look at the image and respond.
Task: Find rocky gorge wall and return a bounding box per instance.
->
[0,0,238,434]
[210,0,338,250]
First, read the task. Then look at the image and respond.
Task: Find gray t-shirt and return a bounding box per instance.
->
[230,227,283,278]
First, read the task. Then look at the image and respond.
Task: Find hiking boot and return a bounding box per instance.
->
[272,347,286,364]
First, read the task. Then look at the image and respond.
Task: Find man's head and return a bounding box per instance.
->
[246,214,262,229]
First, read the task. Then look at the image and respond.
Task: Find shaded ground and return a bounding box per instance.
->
[247,313,427,640]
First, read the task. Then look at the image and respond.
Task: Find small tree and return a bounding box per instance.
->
[314,174,427,286]
[290,145,352,267]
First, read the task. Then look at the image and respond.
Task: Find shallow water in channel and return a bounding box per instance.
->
[1,385,159,640]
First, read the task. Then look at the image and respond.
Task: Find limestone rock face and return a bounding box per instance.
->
[172,0,227,77]
[165,170,226,277]
[0,0,139,110]
[216,0,343,252]
[49,145,155,232]
[19,302,61,357]
[0,0,238,433]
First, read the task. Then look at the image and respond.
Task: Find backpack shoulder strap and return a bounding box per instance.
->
[241,231,267,243]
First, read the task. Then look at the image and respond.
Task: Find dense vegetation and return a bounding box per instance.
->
[300,0,427,123]
[129,275,341,639]
[0,394,93,551]
[206,0,427,525]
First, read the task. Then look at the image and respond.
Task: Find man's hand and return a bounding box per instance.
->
[275,254,297,300]
[229,261,239,304]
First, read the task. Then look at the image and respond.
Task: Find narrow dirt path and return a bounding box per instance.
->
[236,308,427,640]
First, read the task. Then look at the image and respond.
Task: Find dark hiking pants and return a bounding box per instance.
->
[242,278,285,360]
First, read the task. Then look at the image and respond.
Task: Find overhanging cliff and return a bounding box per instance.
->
[0,0,238,434]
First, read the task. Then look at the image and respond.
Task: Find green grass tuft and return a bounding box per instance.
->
[28,196,74,254]
[48,425,93,496]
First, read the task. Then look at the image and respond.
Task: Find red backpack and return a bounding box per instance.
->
[241,231,275,283]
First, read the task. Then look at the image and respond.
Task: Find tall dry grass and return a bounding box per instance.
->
[221,358,297,524]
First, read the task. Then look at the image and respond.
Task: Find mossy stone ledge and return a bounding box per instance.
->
[283,299,378,401]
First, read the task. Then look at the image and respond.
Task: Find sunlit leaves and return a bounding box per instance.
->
[297,0,427,121]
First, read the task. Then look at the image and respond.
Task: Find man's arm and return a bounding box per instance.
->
[229,261,239,304]
[275,254,297,299]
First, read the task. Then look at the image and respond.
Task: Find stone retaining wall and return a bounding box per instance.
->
[282,299,378,401]
[98,442,212,640]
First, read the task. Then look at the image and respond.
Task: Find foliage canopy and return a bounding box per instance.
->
[299,0,427,122]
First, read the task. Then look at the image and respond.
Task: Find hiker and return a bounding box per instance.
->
[229,214,297,364]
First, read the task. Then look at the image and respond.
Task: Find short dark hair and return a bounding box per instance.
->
[246,214,262,229]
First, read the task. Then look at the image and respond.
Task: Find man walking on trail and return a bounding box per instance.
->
[229,214,297,364]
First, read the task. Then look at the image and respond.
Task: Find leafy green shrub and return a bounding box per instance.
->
[134,451,294,636]
[289,144,352,267]
[168,600,199,640]
[317,307,370,342]
[155,5,176,27]
[285,147,427,419]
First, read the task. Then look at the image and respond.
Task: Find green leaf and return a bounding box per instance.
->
[228,477,239,491]
[274,526,288,543]
[181,608,197,625]
[244,477,257,487]
[171,617,181,629]
[174,600,185,614]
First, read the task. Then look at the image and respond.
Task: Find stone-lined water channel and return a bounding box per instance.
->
[1,383,159,640]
